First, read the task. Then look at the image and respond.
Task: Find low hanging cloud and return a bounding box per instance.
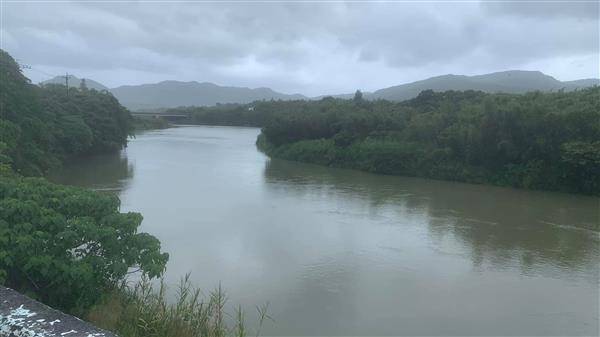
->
[3,1,598,96]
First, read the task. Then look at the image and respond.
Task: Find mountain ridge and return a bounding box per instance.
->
[41,70,599,111]
[108,80,306,111]
[367,70,598,101]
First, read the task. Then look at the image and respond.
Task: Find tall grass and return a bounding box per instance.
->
[87,274,271,337]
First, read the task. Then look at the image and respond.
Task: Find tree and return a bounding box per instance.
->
[0,49,134,175]
[0,175,169,313]
[560,141,600,194]
[353,90,364,104]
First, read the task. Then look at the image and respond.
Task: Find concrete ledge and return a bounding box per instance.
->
[0,286,117,337]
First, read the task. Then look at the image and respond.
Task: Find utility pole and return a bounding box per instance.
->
[63,73,70,97]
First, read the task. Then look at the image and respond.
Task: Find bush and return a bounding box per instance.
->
[0,175,169,313]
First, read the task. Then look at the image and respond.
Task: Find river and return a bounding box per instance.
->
[49,125,599,336]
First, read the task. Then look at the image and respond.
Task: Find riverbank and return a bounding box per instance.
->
[254,89,600,196]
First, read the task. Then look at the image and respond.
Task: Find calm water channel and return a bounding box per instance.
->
[50,125,599,336]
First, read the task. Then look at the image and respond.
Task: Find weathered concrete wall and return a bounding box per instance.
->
[0,286,117,337]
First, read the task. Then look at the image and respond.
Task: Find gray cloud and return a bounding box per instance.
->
[481,1,599,19]
[3,1,598,96]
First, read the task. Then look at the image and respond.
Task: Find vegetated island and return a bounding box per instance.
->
[168,88,600,196]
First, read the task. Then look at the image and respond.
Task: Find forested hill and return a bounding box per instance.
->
[252,89,600,195]
[367,71,600,101]
[0,49,133,175]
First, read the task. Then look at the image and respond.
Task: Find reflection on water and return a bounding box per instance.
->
[48,151,133,191]
[50,126,599,336]
[264,159,600,282]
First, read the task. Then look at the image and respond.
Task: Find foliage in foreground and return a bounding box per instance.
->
[0,174,169,313]
[88,275,271,337]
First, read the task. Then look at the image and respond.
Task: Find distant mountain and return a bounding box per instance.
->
[41,77,306,111]
[110,81,307,111]
[562,78,600,89]
[41,75,109,91]
[41,71,598,110]
[367,71,600,101]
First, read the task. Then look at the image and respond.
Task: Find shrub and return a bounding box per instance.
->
[0,175,169,313]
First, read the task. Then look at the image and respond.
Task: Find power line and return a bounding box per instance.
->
[23,63,72,96]
[28,67,60,79]
[15,58,63,80]
[26,66,74,97]
[14,60,75,98]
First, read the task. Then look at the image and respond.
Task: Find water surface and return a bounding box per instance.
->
[50,126,600,336]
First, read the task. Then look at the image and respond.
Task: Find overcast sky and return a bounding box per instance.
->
[2,1,598,96]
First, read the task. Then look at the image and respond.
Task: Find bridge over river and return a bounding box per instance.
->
[131,111,191,122]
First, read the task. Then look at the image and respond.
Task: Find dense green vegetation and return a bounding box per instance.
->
[1,49,133,176]
[255,89,600,195]
[172,88,600,195]
[0,174,168,313]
